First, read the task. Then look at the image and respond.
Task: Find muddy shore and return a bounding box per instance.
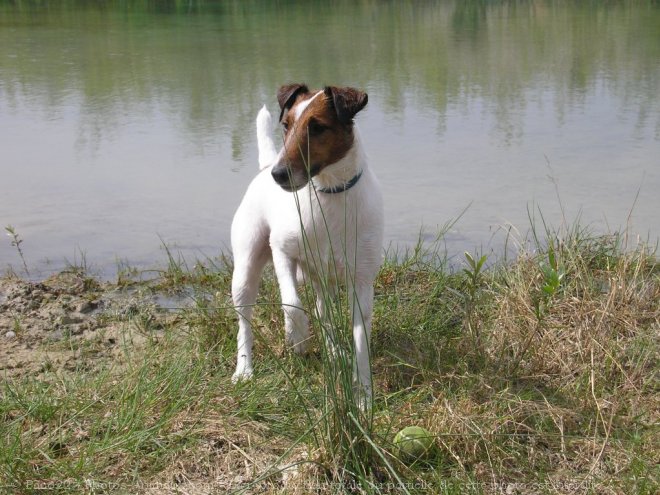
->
[0,271,179,379]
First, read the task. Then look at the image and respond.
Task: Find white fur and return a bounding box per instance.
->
[293,90,324,119]
[256,105,277,170]
[231,103,384,406]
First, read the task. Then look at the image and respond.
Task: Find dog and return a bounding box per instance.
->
[230,83,384,403]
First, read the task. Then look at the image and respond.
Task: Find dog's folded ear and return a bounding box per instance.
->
[277,83,309,122]
[324,86,368,125]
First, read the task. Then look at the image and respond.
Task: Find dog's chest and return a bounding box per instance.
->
[270,191,359,264]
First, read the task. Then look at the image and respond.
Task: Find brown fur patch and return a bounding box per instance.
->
[277,83,309,122]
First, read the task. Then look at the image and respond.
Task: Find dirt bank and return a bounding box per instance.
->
[0,271,175,379]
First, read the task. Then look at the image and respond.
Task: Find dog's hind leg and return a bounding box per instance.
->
[231,231,269,383]
[349,281,375,408]
[272,249,310,354]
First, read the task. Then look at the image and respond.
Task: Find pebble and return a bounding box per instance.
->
[5,331,16,339]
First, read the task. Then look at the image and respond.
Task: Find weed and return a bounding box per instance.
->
[5,225,30,278]
[462,251,488,360]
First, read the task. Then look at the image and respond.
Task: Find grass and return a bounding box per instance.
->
[1,220,658,494]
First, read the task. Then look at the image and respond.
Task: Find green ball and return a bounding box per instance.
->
[393,426,435,460]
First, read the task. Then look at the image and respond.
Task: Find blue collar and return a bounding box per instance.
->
[315,170,363,194]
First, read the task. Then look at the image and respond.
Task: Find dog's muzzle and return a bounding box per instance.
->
[271,165,308,192]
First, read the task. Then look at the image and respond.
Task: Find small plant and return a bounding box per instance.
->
[462,251,488,356]
[463,251,487,298]
[115,258,140,287]
[5,225,30,277]
[158,235,189,288]
[511,241,565,376]
[12,315,23,336]
[65,247,90,276]
[534,241,565,320]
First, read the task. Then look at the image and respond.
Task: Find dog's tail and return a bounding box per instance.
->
[256,105,278,170]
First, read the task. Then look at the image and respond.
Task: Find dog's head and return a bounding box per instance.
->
[270,83,368,191]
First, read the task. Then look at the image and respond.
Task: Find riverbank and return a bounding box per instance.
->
[1,226,658,494]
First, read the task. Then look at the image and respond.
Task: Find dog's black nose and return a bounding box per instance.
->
[271,166,290,185]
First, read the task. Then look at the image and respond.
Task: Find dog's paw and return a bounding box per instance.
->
[285,310,311,354]
[291,337,311,355]
[231,365,254,384]
[286,329,311,355]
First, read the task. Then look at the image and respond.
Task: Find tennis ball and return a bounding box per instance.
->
[393,426,435,460]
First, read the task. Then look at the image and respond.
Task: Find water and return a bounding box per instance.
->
[1,1,658,278]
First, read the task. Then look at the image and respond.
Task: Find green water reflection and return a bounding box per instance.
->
[1,1,658,275]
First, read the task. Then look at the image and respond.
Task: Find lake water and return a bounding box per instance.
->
[1,1,659,278]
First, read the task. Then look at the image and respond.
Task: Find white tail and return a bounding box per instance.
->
[256,105,278,170]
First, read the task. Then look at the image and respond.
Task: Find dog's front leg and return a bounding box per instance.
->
[272,250,310,354]
[231,251,268,383]
[350,282,375,408]
[312,277,341,356]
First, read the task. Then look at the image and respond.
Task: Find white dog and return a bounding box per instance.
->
[230,83,384,402]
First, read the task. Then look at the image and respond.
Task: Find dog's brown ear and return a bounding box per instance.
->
[277,83,309,122]
[324,86,368,125]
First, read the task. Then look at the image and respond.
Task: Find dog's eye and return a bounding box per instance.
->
[282,122,289,133]
[308,120,328,137]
